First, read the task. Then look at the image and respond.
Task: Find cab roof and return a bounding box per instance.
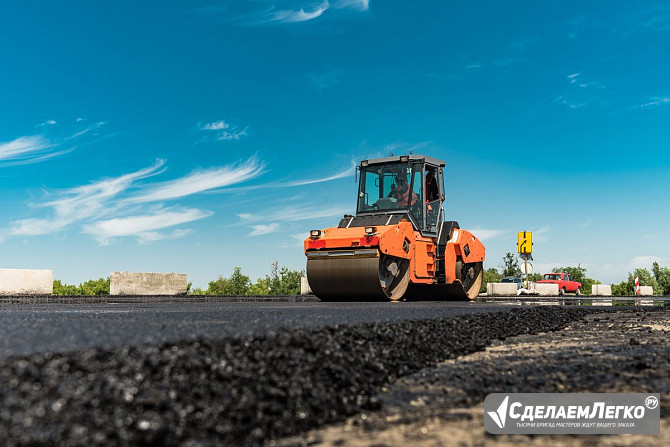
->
[360,154,446,168]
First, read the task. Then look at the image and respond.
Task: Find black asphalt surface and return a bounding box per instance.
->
[0,299,511,357]
[0,299,666,446]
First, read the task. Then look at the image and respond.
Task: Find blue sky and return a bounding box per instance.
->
[1,0,669,287]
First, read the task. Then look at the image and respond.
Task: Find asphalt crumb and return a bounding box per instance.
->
[276,310,670,447]
[0,306,665,446]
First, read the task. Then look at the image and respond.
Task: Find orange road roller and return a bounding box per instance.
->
[304,154,485,301]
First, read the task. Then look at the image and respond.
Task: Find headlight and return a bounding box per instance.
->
[364,226,376,236]
[310,229,322,238]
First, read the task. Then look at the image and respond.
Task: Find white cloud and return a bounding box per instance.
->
[334,0,369,11]
[239,204,350,223]
[127,157,263,203]
[0,122,109,167]
[201,120,230,131]
[635,97,670,109]
[83,208,211,244]
[575,218,594,228]
[249,223,280,236]
[266,1,330,23]
[470,228,506,241]
[199,119,248,141]
[0,135,53,162]
[3,159,166,238]
[631,255,663,267]
[1,154,270,244]
[278,162,355,187]
[46,159,166,220]
[65,121,106,140]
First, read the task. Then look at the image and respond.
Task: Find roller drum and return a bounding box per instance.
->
[306,250,409,301]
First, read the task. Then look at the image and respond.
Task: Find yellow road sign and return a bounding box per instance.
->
[518,231,532,254]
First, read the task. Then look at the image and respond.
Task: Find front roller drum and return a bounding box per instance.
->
[306,250,410,301]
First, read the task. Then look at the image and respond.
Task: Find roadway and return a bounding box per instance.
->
[0,299,512,357]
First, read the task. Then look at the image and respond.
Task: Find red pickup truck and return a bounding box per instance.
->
[537,272,582,295]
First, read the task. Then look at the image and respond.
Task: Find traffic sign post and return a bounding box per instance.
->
[517,231,533,288]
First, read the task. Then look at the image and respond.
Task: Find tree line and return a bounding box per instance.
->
[482,253,670,296]
[51,261,304,296]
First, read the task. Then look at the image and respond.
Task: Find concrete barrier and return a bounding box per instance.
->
[592,284,612,296]
[0,269,53,295]
[533,283,559,296]
[638,286,653,296]
[300,277,312,295]
[486,282,518,296]
[110,272,187,296]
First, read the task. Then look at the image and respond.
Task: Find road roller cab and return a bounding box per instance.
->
[304,154,485,301]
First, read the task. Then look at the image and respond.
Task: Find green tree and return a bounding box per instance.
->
[248,276,271,295]
[612,268,662,296]
[481,267,502,293]
[52,277,109,295]
[268,261,303,295]
[652,262,670,295]
[207,276,227,295]
[225,267,251,295]
[501,252,522,277]
[206,267,251,295]
[80,277,110,295]
[629,268,661,295]
[53,280,79,295]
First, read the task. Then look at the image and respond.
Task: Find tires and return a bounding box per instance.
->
[559,287,566,296]
[575,287,582,296]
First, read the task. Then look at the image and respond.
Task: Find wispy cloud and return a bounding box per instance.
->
[469,228,507,241]
[575,218,594,228]
[629,97,670,110]
[257,0,368,24]
[631,255,664,267]
[334,0,369,11]
[0,121,109,167]
[127,157,264,203]
[83,208,211,244]
[531,225,550,242]
[1,155,269,244]
[0,135,54,162]
[264,1,329,23]
[278,161,355,187]
[555,73,607,110]
[239,203,351,223]
[5,159,167,238]
[249,223,280,236]
[199,119,248,141]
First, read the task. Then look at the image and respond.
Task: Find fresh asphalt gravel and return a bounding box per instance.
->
[0,300,512,357]
[1,303,654,446]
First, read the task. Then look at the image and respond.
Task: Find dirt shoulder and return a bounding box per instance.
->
[274,310,669,446]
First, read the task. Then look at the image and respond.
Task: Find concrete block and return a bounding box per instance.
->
[533,283,559,296]
[591,284,612,296]
[300,277,312,295]
[486,282,518,296]
[0,269,53,295]
[110,272,187,296]
[638,286,653,296]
